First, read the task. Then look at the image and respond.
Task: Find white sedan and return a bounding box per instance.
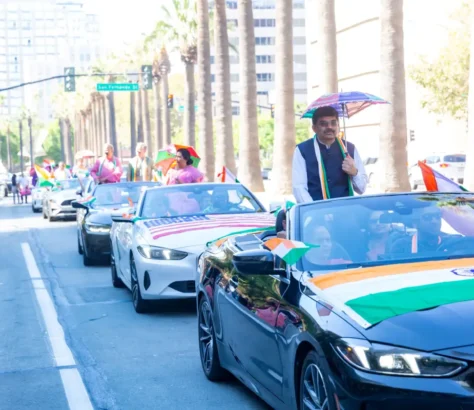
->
[110,183,276,313]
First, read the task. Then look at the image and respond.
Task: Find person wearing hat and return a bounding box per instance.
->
[90,143,122,184]
[292,106,367,203]
[127,142,154,182]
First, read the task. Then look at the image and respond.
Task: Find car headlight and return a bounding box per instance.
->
[333,338,467,377]
[135,233,187,260]
[85,223,110,233]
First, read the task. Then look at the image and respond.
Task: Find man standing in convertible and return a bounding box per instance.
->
[292,106,368,203]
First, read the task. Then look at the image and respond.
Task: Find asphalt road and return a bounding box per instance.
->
[0,197,271,410]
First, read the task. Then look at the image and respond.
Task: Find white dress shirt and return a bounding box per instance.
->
[292,137,368,204]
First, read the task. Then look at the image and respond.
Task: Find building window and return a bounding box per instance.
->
[226,1,237,9]
[230,74,239,82]
[211,74,215,82]
[294,0,305,8]
[294,55,306,64]
[294,73,307,81]
[227,19,238,27]
[295,89,307,94]
[256,55,275,64]
[232,106,240,115]
[210,56,215,64]
[255,37,275,46]
[254,19,275,27]
[293,19,305,27]
[257,73,274,82]
[229,55,239,64]
[293,37,306,45]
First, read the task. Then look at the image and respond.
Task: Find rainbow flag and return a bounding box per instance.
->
[264,238,316,265]
[307,258,474,329]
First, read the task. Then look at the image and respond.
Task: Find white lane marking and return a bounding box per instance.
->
[59,368,94,410]
[21,243,93,410]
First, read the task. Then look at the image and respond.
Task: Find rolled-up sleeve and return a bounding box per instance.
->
[352,147,368,195]
[292,147,313,204]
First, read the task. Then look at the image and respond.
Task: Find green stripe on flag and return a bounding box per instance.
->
[281,247,312,265]
[346,278,474,327]
[206,226,274,247]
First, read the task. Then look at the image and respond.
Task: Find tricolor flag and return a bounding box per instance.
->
[418,161,468,192]
[218,166,239,183]
[264,238,317,265]
[34,164,51,182]
[307,258,474,329]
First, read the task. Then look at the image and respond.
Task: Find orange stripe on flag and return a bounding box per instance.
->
[265,238,296,251]
[418,161,438,191]
[309,258,474,290]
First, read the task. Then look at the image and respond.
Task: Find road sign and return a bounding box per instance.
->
[142,65,152,90]
[177,104,198,113]
[96,83,139,92]
[64,67,75,92]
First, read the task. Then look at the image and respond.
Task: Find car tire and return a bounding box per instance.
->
[198,297,228,381]
[130,255,148,313]
[299,350,338,410]
[82,242,94,266]
[77,232,84,255]
[111,247,124,288]
[42,207,47,219]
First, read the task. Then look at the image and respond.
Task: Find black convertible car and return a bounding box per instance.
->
[197,192,474,410]
[73,181,161,266]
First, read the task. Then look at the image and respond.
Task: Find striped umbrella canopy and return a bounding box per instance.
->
[155,144,201,176]
[301,91,389,119]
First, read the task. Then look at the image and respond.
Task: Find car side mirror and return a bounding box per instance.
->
[232,249,276,276]
[111,214,134,223]
[72,201,88,210]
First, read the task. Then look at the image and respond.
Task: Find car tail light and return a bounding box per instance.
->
[440,163,449,168]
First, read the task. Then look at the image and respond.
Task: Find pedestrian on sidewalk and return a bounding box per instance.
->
[90,143,122,184]
[292,106,367,203]
[11,173,19,204]
[18,173,30,204]
[127,142,153,182]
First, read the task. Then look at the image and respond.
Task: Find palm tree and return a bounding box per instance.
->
[214,0,236,175]
[271,0,295,196]
[137,84,144,143]
[464,13,474,190]
[317,0,338,94]
[380,0,410,192]
[197,0,215,181]
[140,73,153,152]
[146,0,198,147]
[130,88,137,155]
[152,55,163,151]
[237,0,264,191]
[159,47,172,146]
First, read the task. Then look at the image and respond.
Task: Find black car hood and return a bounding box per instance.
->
[361,300,474,351]
[87,205,130,225]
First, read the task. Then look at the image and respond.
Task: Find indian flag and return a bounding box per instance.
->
[306,258,474,329]
[34,164,51,181]
[264,238,316,265]
[218,166,239,183]
[419,161,468,192]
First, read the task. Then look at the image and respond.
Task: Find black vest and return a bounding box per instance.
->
[297,137,355,201]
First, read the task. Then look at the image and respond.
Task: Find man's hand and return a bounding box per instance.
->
[342,155,358,176]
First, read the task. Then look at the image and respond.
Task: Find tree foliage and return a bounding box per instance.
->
[409,1,471,120]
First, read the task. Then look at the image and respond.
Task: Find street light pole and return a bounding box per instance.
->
[28,116,33,168]
[19,119,23,174]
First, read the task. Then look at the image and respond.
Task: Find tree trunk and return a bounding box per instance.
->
[108,92,118,151]
[380,0,410,192]
[317,0,338,94]
[130,91,137,156]
[153,78,163,151]
[197,0,215,181]
[184,61,196,147]
[464,11,474,190]
[91,97,99,158]
[19,120,24,173]
[272,0,295,196]
[81,111,88,155]
[58,118,65,162]
[137,86,144,143]
[65,118,73,165]
[6,124,11,172]
[162,73,171,145]
[98,95,106,148]
[101,95,109,145]
[28,117,34,167]
[237,0,264,191]
[214,0,236,174]
[142,89,152,152]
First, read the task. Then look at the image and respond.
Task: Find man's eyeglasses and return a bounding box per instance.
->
[318,120,338,127]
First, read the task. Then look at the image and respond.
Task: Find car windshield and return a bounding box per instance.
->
[92,182,161,207]
[298,193,474,272]
[443,154,465,163]
[141,184,265,218]
[54,179,80,190]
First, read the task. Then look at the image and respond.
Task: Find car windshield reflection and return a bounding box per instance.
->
[92,182,160,207]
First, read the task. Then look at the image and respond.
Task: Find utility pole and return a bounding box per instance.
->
[19,119,23,174]
[28,116,33,168]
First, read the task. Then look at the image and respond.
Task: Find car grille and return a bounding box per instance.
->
[169,281,196,293]
[61,199,73,206]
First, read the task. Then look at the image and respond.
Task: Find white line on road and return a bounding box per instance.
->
[21,243,93,410]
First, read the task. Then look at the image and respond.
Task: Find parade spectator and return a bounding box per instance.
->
[18,173,30,204]
[90,143,122,184]
[11,173,19,204]
[127,142,154,182]
[54,162,71,180]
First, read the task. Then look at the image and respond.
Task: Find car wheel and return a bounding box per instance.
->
[198,297,228,381]
[300,350,337,410]
[77,232,84,255]
[130,255,148,313]
[111,247,124,288]
[42,206,47,219]
[82,240,94,266]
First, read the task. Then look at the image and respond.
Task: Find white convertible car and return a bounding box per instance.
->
[110,183,276,313]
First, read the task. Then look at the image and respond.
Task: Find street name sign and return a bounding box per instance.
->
[96,83,139,92]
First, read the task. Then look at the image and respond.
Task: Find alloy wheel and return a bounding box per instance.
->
[131,259,139,309]
[199,300,214,374]
[302,363,329,410]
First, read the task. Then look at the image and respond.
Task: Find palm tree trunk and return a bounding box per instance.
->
[197,0,215,180]
[214,0,236,174]
[58,118,65,162]
[317,0,338,94]
[380,0,410,192]
[272,0,295,196]
[100,95,108,145]
[6,124,11,172]
[130,90,137,156]
[19,119,24,172]
[137,86,144,143]
[464,12,474,190]
[93,96,101,157]
[153,78,163,151]
[237,0,264,191]
[65,118,73,165]
[108,92,118,151]
[162,73,171,145]
[28,117,34,167]
[142,89,152,152]
[184,61,196,147]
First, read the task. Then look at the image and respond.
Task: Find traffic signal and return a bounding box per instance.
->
[167,94,174,109]
[409,129,415,142]
[142,65,152,90]
[64,67,75,92]
[270,104,275,118]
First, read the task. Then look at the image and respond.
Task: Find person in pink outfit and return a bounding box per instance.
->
[90,143,122,184]
[166,148,203,185]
